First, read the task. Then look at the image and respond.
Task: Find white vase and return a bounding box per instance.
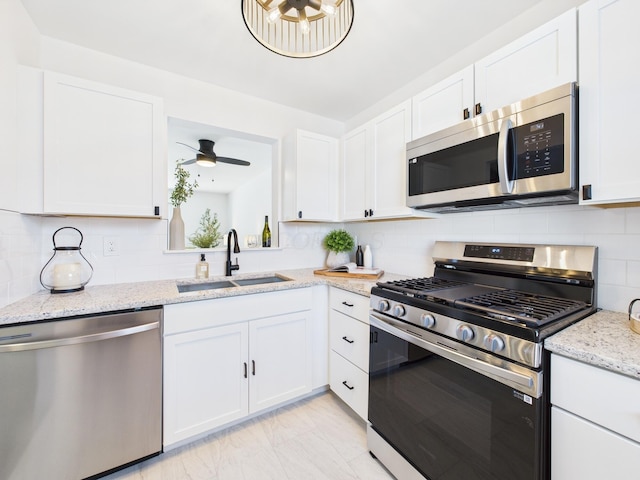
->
[169,207,185,250]
[326,251,350,268]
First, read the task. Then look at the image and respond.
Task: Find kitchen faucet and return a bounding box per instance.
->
[226,229,240,276]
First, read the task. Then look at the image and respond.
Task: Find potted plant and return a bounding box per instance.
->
[189,208,222,248]
[169,161,198,250]
[323,229,355,268]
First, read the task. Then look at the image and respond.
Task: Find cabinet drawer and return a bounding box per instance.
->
[329,288,369,321]
[329,310,369,372]
[552,407,640,480]
[330,350,368,420]
[551,354,640,443]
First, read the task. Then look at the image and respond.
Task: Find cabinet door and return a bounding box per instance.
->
[579,0,640,204]
[282,130,338,221]
[163,323,249,447]
[341,125,369,221]
[474,8,577,114]
[370,100,413,219]
[43,72,165,217]
[552,407,640,480]
[412,65,474,139]
[249,312,312,413]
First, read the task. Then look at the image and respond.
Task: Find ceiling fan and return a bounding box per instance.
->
[177,139,251,168]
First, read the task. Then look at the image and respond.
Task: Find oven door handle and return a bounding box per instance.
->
[370,313,540,397]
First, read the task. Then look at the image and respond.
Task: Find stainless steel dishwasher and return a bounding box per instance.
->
[0,307,162,480]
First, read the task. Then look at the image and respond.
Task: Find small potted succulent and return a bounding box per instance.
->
[323,229,355,268]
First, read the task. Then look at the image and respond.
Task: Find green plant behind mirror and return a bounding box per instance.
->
[170,161,198,208]
[189,208,223,248]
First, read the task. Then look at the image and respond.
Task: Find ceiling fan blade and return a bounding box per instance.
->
[176,141,200,153]
[217,157,251,166]
[180,158,197,165]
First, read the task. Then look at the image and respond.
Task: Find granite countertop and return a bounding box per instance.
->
[0,268,409,327]
[545,310,640,380]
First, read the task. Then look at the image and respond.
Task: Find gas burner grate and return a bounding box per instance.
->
[454,290,587,326]
[377,278,467,297]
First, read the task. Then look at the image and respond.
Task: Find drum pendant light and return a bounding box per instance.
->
[242,0,354,58]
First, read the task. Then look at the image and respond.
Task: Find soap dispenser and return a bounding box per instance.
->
[196,254,209,279]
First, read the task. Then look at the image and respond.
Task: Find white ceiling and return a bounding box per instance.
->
[19,0,542,123]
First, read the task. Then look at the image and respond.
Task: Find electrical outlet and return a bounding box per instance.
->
[103,236,120,256]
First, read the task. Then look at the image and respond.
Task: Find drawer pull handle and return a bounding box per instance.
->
[342,381,355,390]
[342,336,354,344]
[252,360,256,376]
[342,301,354,307]
[244,362,248,378]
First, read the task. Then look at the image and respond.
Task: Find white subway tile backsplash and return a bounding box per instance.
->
[3,204,640,314]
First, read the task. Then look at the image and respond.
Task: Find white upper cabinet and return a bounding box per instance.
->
[474,8,577,115]
[578,0,640,205]
[410,9,576,142]
[341,125,369,221]
[412,65,474,140]
[17,67,166,218]
[342,100,430,221]
[282,129,339,221]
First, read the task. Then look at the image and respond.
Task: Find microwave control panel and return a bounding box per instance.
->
[515,113,564,178]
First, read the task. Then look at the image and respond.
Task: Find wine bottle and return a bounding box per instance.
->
[262,215,271,247]
[355,245,364,266]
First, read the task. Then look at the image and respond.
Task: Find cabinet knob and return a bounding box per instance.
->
[364,209,369,217]
[298,211,302,219]
[463,108,470,120]
[582,184,592,201]
[369,209,374,217]
[475,103,482,115]
[154,206,160,216]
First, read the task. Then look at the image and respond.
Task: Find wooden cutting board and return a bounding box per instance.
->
[313,268,384,279]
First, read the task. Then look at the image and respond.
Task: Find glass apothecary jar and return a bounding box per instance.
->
[40,227,93,293]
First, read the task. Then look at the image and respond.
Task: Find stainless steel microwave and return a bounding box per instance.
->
[406,83,578,213]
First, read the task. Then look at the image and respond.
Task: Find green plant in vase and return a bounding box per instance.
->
[189,208,223,248]
[169,161,198,250]
[323,229,355,268]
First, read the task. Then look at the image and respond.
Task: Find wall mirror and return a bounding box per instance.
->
[167,117,278,250]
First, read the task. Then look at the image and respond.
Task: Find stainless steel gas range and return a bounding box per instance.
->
[367,241,597,480]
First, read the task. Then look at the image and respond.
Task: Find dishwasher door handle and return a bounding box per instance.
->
[0,321,159,353]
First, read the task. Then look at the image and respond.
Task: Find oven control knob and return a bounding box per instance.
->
[393,305,406,317]
[377,300,390,312]
[420,313,436,328]
[456,324,475,342]
[483,334,505,353]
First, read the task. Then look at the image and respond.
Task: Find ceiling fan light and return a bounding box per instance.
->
[196,154,216,167]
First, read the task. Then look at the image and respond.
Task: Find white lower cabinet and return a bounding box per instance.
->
[163,289,313,448]
[550,353,640,479]
[328,288,369,419]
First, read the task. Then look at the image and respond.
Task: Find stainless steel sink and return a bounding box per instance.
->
[177,280,236,293]
[232,275,291,286]
[177,275,292,293]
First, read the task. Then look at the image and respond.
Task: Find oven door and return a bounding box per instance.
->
[368,313,547,480]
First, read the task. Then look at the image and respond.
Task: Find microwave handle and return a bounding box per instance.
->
[497,118,515,194]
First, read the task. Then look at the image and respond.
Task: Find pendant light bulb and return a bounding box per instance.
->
[298,9,310,35]
[320,2,337,16]
[266,5,282,23]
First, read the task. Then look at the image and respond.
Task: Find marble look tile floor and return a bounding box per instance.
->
[104,392,394,480]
